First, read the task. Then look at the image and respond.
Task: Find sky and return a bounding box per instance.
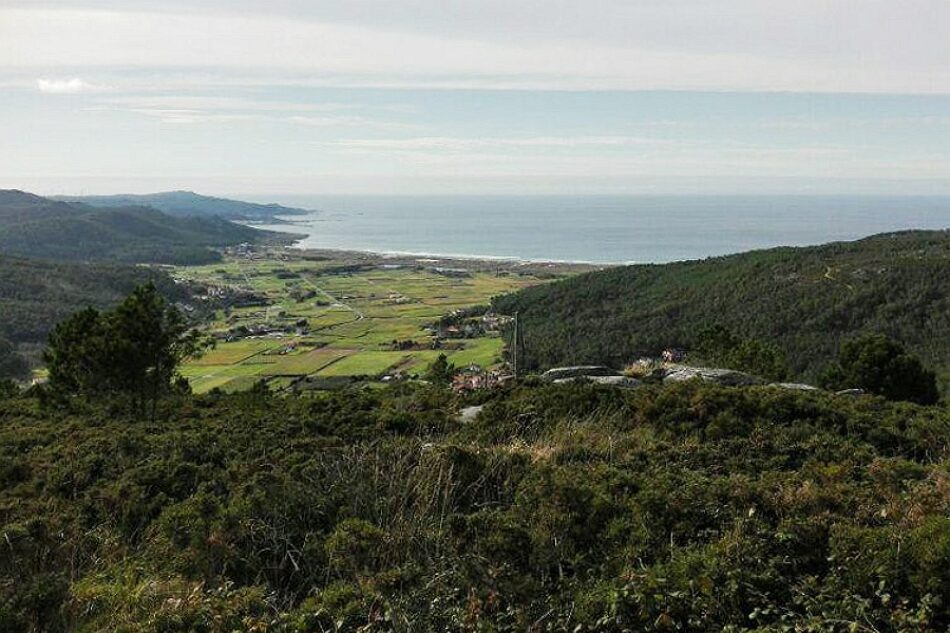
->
[1,0,949,196]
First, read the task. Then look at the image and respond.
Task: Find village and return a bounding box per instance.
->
[172,250,582,393]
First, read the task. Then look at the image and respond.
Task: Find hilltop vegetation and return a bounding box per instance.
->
[0,338,28,380]
[56,190,311,221]
[0,190,288,265]
[2,250,948,631]
[1,378,947,631]
[494,230,950,391]
[0,254,185,347]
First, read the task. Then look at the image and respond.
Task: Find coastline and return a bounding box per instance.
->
[243,194,950,267]
[251,219,950,271]
[284,245,607,275]
[246,220,617,270]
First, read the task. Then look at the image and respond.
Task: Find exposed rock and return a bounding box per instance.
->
[590,375,642,388]
[662,365,765,386]
[553,375,642,388]
[770,382,819,391]
[457,405,484,422]
[836,388,866,397]
[541,366,619,382]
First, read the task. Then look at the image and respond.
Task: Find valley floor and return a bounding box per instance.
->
[174,248,594,393]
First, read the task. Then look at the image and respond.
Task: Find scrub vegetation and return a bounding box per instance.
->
[495,230,950,394]
[1,376,947,631]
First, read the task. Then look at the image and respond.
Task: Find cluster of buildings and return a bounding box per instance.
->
[661,348,688,363]
[430,311,513,340]
[451,364,512,393]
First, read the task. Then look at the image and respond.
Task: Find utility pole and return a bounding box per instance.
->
[512,311,523,378]
[512,312,518,378]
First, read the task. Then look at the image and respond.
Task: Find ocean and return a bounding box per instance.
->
[248,195,950,264]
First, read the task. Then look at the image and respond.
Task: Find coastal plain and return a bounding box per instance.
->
[174,249,594,392]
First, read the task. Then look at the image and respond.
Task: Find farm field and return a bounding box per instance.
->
[174,251,566,392]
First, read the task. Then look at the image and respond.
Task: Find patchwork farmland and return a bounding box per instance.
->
[174,252,565,392]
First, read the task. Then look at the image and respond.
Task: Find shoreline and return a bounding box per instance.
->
[251,221,950,271]
[301,244,623,267]
[247,220,620,269]
[251,244,607,275]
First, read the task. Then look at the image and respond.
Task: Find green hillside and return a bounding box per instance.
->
[1,380,946,630]
[0,190,289,264]
[0,254,185,346]
[494,230,950,387]
[55,190,311,220]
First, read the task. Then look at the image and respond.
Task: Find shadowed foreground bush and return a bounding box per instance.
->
[0,380,947,631]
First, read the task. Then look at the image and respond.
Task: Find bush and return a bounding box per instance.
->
[1,380,948,630]
[0,338,28,381]
[0,379,18,400]
[822,333,939,404]
[325,519,387,577]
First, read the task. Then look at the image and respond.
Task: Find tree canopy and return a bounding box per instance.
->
[44,283,208,412]
[425,353,456,385]
[0,380,946,631]
[493,230,950,394]
[822,333,940,404]
[693,325,789,380]
[0,338,28,381]
[0,189,281,264]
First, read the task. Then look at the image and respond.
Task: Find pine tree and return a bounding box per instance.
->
[44,284,209,415]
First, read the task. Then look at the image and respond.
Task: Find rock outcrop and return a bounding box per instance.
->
[541,366,619,382]
[662,365,765,386]
[540,363,829,393]
[835,388,866,397]
[770,382,819,391]
[553,375,642,388]
[457,405,484,422]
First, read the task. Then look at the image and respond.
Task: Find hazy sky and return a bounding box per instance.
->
[1,1,949,195]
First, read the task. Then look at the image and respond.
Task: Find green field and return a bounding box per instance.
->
[316,351,408,377]
[447,336,504,368]
[175,256,554,392]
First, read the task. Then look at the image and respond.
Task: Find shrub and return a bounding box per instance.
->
[823,333,939,404]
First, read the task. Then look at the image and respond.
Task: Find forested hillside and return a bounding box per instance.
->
[0,380,946,631]
[0,190,287,264]
[0,255,185,346]
[56,190,311,221]
[495,230,950,387]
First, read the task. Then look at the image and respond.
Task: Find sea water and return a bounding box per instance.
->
[248,195,950,264]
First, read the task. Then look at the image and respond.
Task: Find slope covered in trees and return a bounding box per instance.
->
[0,338,28,380]
[0,254,186,346]
[494,230,950,389]
[0,379,947,631]
[56,190,311,221]
[0,190,289,264]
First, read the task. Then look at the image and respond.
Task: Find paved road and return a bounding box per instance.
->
[301,274,365,321]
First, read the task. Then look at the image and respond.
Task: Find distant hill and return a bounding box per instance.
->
[54,190,311,221]
[0,190,293,265]
[494,230,950,388]
[0,254,187,347]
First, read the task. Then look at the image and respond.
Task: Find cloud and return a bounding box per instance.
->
[96,97,415,129]
[85,94,415,128]
[123,108,264,124]
[329,136,675,151]
[317,134,950,182]
[102,95,356,112]
[5,5,949,94]
[36,77,100,93]
[287,115,417,131]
